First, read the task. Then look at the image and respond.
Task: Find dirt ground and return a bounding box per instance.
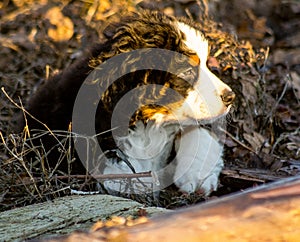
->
[0,0,299,211]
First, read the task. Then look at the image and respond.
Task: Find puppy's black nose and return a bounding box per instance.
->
[221,90,235,107]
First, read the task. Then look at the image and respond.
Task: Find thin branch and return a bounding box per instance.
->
[55,172,152,180]
[0,131,43,198]
[218,126,256,154]
[3,172,153,186]
[1,87,65,150]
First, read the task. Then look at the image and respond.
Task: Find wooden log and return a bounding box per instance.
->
[0,194,168,241]
[44,176,300,242]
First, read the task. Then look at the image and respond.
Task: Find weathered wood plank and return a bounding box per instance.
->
[0,195,168,241]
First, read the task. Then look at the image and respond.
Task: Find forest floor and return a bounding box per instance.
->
[0,0,299,211]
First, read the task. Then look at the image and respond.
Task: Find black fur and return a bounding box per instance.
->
[17,10,205,173]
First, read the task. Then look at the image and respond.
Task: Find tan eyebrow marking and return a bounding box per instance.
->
[189,54,200,66]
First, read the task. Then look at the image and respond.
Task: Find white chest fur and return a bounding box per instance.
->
[103,122,223,195]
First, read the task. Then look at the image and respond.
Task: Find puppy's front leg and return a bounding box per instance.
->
[173,126,223,196]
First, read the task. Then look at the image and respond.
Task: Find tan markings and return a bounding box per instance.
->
[159,83,170,96]
[141,106,170,120]
[189,54,200,66]
[140,99,185,121]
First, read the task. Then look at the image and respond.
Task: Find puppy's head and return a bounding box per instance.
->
[150,21,235,125]
[92,11,235,127]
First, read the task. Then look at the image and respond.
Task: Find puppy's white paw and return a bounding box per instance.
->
[173,127,223,196]
[200,173,219,195]
[175,170,220,195]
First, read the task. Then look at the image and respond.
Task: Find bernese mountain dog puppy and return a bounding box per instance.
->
[18,10,235,196]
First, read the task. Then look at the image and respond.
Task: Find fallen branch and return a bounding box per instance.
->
[45,175,300,242]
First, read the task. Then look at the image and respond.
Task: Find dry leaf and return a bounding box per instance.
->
[45,7,74,42]
[272,49,300,67]
[290,71,300,100]
[243,131,266,152]
[241,79,257,103]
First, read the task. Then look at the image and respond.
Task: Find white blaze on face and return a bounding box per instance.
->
[175,21,233,122]
[177,22,209,67]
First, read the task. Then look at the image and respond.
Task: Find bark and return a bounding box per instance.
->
[0,194,168,241]
[43,176,300,242]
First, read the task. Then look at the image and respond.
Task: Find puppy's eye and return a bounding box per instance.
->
[183,68,194,76]
[178,68,196,82]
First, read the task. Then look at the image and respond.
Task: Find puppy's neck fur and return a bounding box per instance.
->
[117,121,180,172]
